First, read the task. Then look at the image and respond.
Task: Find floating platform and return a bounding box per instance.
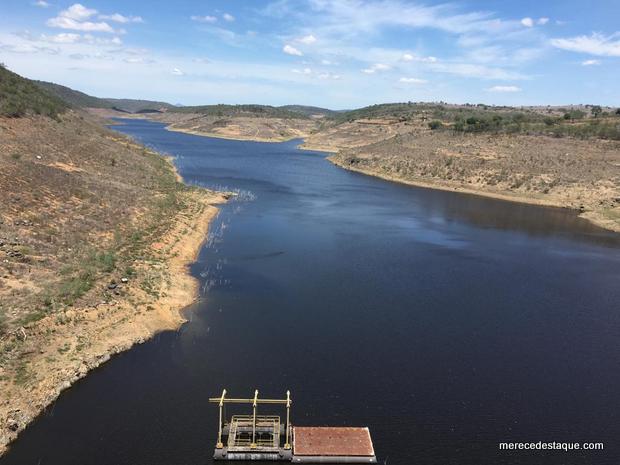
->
[292,427,376,463]
[210,390,377,463]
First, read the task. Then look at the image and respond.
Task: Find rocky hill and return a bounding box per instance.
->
[34,80,174,113]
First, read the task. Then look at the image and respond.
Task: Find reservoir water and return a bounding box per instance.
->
[2,119,619,465]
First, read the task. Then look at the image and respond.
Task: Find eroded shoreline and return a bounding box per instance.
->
[327,158,620,233]
[158,118,619,234]
[0,121,228,456]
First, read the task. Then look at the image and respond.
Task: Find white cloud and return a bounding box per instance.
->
[193,57,210,63]
[46,16,114,32]
[292,67,312,75]
[362,63,390,74]
[429,62,527,80]
[60,4,97,21]
[520,17,534,28]
[283,44,303,56]
[99,13,144,24]
[34,1,50,7]
[47,5,116,32]
[399,77,427,84]
[486,85,521,92]
[223,13,235,22]
[69,51,111,60]
[298,34,317,44]
[0,43,59,54]
[581,59,601,66]
[82,34,122,45]
[290,0,515,36]
[321,59,332,65]
[37,32,121,45]
[191,15,217,23]
[123,56,154,64]
[172,67,184,75]
[318,72,341,80]
[43,33,81,43]
[551,33,620,57]
[401,53,437,63]
[521,16,548,27]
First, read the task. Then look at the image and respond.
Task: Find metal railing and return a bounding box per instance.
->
[210,389,291,450]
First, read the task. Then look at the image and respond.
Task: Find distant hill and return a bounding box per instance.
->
[29,80,336,118]
[34,80,174,113]
[279,105,336,117]
[169,103,309,119]
[0,66,68,118]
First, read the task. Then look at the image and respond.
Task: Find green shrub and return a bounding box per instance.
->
[96,251,116,273]
[428,120,443,130]
[59,269,96,305]
[0,308,7,336]
[563,110,586,120]
[0,65,67,118]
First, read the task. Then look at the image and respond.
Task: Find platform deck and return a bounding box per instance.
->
[292,427,375,457]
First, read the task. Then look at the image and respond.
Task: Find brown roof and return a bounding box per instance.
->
[293,427,375,457]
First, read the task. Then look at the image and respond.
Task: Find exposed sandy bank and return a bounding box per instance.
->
[0,188,226,455]
[0,113,229,455]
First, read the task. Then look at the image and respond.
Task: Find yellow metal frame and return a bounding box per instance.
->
[209,389,292,450]
[227,415,281,450]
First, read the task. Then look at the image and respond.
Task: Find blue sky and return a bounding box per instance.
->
[1,0,619,108]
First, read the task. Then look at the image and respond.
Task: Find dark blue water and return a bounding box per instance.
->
[2,119,619,465]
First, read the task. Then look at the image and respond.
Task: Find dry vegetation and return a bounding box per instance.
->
[303,103,619,231]
[329,129,620,230]
[0,68,227,454]
[161,112,317,142]
[0,66,618,454]
[92,99,620,231]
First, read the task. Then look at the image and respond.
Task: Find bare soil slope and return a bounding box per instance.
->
[329,129,620,230]
[0,110,227,454]
[161,112,317,142]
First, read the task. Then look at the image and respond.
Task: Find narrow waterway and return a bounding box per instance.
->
[3,119,619,465]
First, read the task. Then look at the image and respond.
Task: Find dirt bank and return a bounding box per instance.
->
[87,108,619,234]
[0,113,228,455]
[328,131,620,233]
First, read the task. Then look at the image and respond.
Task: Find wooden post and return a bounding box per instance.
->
[216,389,226,448]
[251,389,258,448]
[284,390,291,449]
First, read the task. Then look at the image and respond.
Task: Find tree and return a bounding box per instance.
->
[564,110,585,120]
[591,105,603,118]
[615,108,620,116]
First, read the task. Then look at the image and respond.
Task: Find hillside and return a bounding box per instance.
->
[22,75,619,230]
[168,103,308,119]
[0,69,226,454]
[326,118,620,231]
[279,105,336,117]
[329,102,620,140]
[0,66,68,118]
[34,80,174,113]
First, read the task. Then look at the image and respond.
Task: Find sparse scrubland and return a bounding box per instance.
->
[1,65,618,455]
[0,66,226,454]
[95,100,619,231]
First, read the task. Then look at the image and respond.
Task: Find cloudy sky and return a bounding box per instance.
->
[1,0,619,108]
